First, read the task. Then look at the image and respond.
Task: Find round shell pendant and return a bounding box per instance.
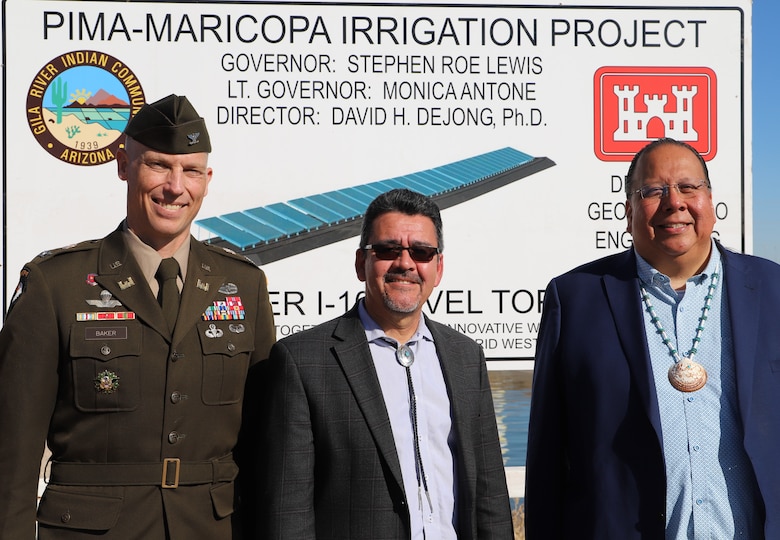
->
[668,358,707,392]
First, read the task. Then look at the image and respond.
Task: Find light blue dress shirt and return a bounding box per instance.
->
[636,244,761,539]
[359,301,458,540]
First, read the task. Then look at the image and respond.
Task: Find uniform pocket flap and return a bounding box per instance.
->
[38,486,123,531]
[210,481,236,519]
[197,322,255,357]
[70,323,142,361]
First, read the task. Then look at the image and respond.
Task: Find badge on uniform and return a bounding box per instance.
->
[219,282,238,295]
[117,277,135,290]
[204,323,224,338]
[201,296,245,320]
[76,312,136,321]
[9,267,30,308]
[94,370,120,394]
[86,290,122,308]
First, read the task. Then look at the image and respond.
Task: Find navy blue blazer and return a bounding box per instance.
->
[525,245,780,539]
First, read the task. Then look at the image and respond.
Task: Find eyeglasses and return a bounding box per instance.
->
[634,181,710,200]
[364,243,440,263]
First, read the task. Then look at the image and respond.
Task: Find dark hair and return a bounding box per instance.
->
[624,137,710,198]
[360,188,444,251]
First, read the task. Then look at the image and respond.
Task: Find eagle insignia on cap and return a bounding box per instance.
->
[187,132,201,146]
[95,370,120,394]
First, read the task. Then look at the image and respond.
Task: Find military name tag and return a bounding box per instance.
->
[84,327,128,340]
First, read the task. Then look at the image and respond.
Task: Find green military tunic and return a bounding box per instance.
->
[0,226,275,539]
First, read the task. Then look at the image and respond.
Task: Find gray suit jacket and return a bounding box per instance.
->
[256,304,512,539]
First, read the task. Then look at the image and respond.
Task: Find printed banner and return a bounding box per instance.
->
[2,0,751,361]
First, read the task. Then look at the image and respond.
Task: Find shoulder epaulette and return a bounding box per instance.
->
[201,241,259,268]
[31,239,101,263]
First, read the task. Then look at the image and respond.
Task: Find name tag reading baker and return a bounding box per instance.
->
[85,327,129,340]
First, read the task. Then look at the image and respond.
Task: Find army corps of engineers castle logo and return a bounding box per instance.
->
[594,66,717,162]
[26,50,145,166]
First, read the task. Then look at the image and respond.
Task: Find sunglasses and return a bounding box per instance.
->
[364,243,440,263]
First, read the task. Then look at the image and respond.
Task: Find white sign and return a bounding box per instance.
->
[1,0,751,360]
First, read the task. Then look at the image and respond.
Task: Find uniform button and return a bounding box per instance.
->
[171,391,181,404]
[227,342,236,352]
[100,345,111,356]
[168,431,180,444]
[61,511,71,523]
[171,351,183,362]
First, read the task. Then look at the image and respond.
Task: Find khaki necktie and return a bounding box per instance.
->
[156,258,180,332]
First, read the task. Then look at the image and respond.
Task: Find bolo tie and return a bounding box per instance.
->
[387,339,433,512]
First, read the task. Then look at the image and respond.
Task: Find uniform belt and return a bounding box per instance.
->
[48,455,238,489]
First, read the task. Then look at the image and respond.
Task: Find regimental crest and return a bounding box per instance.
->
[94,370,120,394]
[9,267,30,308]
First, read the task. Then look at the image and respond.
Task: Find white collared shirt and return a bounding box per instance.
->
[359,301,458,539]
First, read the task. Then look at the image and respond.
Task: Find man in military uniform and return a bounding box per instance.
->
[0,94,275,539]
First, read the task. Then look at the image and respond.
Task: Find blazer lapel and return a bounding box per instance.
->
[332,309,406,493]
[603,251,664,441]
[427,321,476,498]
[172,240,224,345]
[94,228,169,338]
[720,248,760,426]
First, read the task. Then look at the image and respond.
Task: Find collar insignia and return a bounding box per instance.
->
[117,277,135,290]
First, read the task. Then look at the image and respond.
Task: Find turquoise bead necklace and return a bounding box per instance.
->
[639,262,720,392]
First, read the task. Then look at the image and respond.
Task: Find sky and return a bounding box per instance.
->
[752,0,780,263]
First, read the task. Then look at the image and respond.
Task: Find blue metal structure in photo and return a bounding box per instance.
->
[196,147,554,264]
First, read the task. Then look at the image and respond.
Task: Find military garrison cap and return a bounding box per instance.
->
[124,94,211,154]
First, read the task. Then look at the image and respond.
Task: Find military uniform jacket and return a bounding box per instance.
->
[0,228,275,539]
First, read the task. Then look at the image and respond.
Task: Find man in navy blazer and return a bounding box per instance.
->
[525,138,780,539]
[256,189,513,539]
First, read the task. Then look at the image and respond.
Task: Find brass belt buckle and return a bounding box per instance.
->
[162,458,181,488]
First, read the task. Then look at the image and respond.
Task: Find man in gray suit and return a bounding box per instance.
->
[256,188,512,539]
